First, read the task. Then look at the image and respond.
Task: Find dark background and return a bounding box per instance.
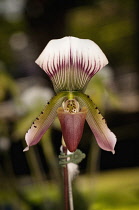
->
[0,0,139,209]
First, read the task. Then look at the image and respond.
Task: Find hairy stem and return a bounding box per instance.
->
[68,170,74,210]
[63,146,69,210]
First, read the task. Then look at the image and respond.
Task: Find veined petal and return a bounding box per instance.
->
[24,92,68,151]
[73,92,116,153]
[35,36,108,92]
[57,107,87,152]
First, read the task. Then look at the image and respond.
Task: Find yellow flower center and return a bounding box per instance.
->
[62,99,79,113]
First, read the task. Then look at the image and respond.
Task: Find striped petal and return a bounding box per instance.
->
[35,36,108,92]
[73,92,116,154]
[24,92,68,151]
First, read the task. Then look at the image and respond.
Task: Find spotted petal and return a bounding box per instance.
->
[73,92,116,153]
[24,92,68,151]
[35,36,108,92]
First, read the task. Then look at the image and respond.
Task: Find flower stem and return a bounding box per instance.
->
[63,146,69,210]
[68,173,74,210]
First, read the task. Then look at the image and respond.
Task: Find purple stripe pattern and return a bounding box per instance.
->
[36,37,108,92]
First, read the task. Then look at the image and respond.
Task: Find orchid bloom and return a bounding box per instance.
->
[24,36,116,154]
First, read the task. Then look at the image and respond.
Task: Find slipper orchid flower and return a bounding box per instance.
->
[24,36,116,154]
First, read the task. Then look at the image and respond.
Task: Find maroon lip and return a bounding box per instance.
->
[57,107,87,152]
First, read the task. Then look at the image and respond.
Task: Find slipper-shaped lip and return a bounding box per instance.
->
[57,107,87,152]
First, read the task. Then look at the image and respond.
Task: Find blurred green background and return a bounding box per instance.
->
[0,0,139,209]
